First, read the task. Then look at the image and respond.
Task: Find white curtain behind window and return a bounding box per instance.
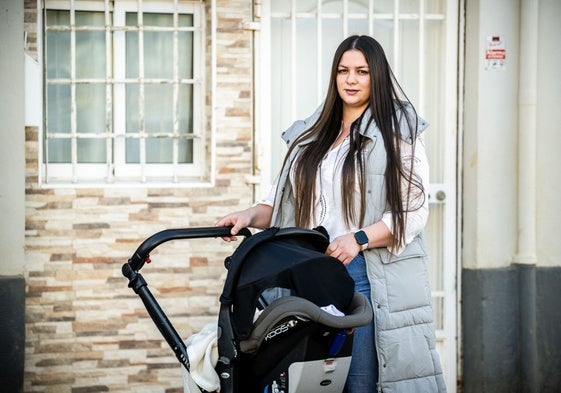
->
[45,10,194,166]
[46,10,107,164]
[125,12,194,164]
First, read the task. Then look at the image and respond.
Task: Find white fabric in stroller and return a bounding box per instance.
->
[182,323,220,393]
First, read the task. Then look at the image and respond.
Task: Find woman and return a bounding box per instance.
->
[216,35,446,393]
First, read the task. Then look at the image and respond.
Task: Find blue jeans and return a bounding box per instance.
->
[344,253,378,393]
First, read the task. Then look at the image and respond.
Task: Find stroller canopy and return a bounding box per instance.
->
[219,227,356,340]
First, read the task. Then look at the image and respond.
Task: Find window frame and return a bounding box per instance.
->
[42,0,206,186]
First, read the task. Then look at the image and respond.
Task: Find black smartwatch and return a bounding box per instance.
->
[354,230,369,251]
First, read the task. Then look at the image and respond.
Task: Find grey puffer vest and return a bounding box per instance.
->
[270,104,447,392]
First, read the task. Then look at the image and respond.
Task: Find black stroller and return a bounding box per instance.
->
[122,226,373,393]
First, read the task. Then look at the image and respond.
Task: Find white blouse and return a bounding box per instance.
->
[259,136,429,255]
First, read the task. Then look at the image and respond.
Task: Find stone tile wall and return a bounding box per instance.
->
[24,1,255,391]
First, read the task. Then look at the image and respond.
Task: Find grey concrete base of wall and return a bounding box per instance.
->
[0,276,25,392]
[462,265,561,393]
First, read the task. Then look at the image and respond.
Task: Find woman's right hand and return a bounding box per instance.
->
[215,204,273,241]
[215,210,253,242]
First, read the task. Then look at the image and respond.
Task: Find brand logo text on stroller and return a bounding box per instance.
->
[265,319,299,342]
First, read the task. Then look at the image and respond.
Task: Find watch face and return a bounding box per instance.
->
[354,230,368,245]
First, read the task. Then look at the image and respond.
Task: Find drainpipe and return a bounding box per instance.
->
[211,0,217,186]
[242,1,263,202]
[514,0,538,391]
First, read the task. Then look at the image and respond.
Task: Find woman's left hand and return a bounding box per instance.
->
[326,233,361,265]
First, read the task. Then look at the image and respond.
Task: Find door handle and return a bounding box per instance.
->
[436,190,446,201]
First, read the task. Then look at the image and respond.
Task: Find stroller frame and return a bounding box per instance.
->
[122,226,246,374]
[122,226,372,393]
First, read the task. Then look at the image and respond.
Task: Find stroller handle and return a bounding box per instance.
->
[123,226,252,275]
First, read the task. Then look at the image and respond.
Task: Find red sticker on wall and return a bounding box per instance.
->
[485,35,506,70]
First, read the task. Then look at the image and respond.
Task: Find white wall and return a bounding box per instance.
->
[0,0,25,275]
[536,0,561,267]
[463,0,520,269]
[463,0,561,269]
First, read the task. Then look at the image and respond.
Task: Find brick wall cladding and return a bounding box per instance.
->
[24,1,255,392]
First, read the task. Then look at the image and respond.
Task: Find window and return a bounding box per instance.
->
[43,0,205,185]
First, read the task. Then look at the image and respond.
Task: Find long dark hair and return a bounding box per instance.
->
[283,35,425,249]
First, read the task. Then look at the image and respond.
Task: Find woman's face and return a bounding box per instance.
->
[336,49,371,112]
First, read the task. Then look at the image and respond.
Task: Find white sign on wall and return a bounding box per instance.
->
[485,35,506,70]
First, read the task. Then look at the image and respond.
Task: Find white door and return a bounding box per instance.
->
[255,0,460,390]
